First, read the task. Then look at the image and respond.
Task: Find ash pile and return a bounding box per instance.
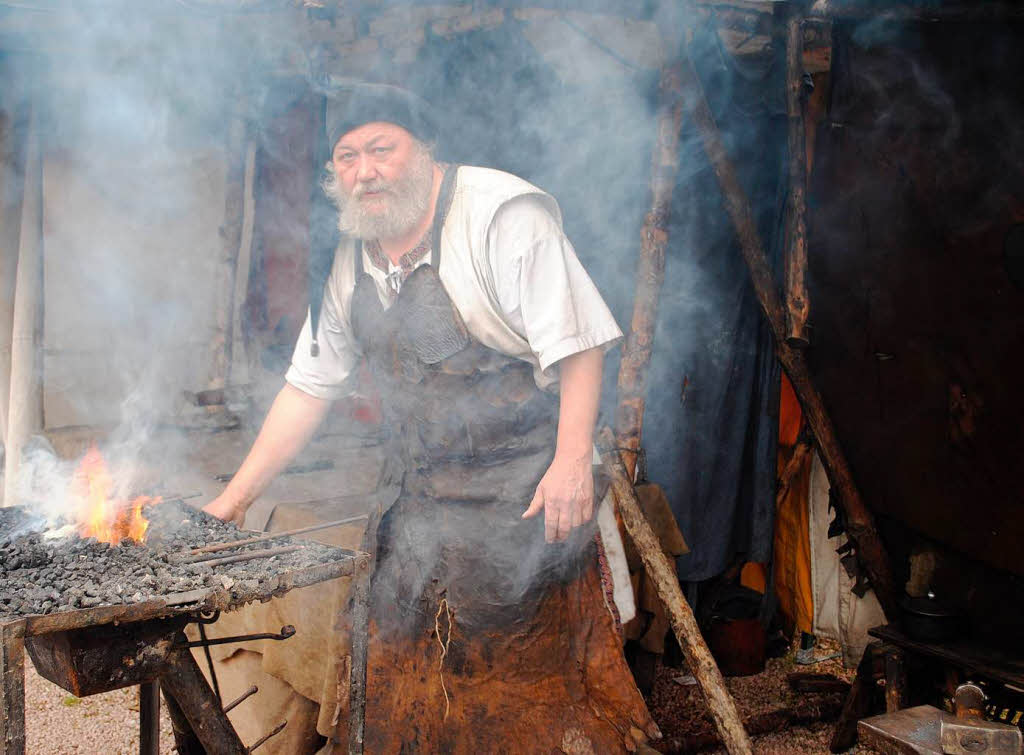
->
[0,500,344,619]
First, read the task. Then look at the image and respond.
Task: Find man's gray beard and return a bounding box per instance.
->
[323,147,435,242]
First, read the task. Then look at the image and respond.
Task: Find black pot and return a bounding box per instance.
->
[900,592,965,643]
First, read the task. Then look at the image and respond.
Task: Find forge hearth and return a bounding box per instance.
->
[0,501,371,755]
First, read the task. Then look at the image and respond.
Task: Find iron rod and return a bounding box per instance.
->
[185,516,368,558]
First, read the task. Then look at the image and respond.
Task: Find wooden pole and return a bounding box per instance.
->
[783,6,810,348]
[208,99,248,393]
[3,103,42,509]
[598,427,753,755]
[674,32,900,620]
[0,107,21,449]
[613,61,686,481]
[160,637,247,755]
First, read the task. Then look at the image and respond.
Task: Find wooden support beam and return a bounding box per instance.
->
[3,102,42,509]
[613,61,686,480]
[884,647,907,713]
[783,6,810,348]
[0,621,26,755]
[160,637,247,755]
[598,427,753,755]
[208,99,248,393]
[0,106,21,449]
[674,28,900,621]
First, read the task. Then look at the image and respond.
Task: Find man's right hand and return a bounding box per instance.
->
[202,495,246,526]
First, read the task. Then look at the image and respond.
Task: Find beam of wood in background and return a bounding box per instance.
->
[3,103,41,509]
[783,6,810,348]
[598,427,753,755]
[0,107,20,449]
[674,32,899,620]
[613,61,685,481]
[208,99,248,393]
[231,138,257,387]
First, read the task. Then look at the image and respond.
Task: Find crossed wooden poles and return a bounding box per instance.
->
[606,7,898,753]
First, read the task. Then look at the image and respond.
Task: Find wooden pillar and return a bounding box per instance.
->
[208,98,248,393]
[784,6,810,347]
[613,61,686,481]
[0,107,22,449]
[599,428,754,755]
[884,647,907,713]
[0,621,26,755]
[3,103,42,508]
[674,31,900,620]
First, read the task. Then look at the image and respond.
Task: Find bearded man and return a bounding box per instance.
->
[205,84,656,753]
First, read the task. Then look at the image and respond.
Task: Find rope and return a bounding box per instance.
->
[434,597,454,721]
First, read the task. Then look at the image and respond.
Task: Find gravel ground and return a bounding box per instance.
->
[25,663,176,754]
[647,637,882,754]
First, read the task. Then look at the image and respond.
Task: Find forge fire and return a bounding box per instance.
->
[0,499,341,618]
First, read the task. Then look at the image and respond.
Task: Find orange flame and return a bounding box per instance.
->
[71,445,158,545]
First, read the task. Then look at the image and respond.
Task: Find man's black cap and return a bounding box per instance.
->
[326,83,438,153]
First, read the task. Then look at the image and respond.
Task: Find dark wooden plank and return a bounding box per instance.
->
[870,625,1024,687]
[831,642,883,752]
[0,620,26,755]
[885,648,907,713]
[161,681,204,755]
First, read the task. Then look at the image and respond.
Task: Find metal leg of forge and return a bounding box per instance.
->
[0,621,26,755]
[347,555,371,755]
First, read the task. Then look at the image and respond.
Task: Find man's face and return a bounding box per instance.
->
[325,121,434,241]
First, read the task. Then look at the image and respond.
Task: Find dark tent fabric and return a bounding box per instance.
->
[641,26,787,582]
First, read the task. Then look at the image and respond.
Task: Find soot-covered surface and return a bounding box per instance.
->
[0,500,347,619]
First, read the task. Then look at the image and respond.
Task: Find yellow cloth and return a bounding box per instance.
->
[772,374,814,634]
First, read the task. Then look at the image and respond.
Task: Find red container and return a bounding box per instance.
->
[706,618,767,676]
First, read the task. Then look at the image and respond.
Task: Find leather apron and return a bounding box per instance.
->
[349,167,656,753]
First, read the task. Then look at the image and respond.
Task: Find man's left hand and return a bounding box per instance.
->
[522,452,594,543]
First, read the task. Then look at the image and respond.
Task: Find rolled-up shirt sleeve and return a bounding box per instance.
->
[487,195,623,374]
[285,261,360,400]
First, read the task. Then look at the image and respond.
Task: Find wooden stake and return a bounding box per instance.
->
[674,32,900,620]
[784,6,811,348]
[598,427,753,755]
[613,61,686,481]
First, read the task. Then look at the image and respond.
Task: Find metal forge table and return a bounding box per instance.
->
[0,551,371,754]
